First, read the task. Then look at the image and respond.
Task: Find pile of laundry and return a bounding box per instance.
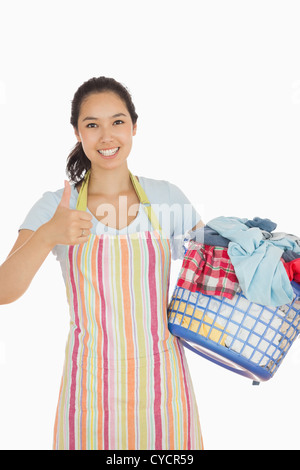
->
[178,216,300,307]
[171,216,300,368]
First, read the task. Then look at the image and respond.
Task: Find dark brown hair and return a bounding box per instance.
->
[66,77,138,187]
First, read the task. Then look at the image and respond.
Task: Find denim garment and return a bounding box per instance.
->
[245,217,277,232]
[190,226,230,247]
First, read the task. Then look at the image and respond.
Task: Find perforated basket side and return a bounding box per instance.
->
[168,283,300,381]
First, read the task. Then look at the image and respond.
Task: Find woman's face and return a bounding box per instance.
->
[75,91,137,171]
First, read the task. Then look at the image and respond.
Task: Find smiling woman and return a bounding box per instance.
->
[73,91,137,175]
[0,76,204,450]
[67,77,138,187]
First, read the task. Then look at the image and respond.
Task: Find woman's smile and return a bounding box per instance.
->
[97,147,120,158]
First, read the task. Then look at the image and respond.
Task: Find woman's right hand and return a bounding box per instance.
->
[0,181,93,305]
[41,180,93,248]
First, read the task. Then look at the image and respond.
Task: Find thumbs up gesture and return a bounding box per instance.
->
[42,180,93,248]
[60,179,72,209]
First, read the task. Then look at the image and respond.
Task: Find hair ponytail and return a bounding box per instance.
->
[66,142,91,188]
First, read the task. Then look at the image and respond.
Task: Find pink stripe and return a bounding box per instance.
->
[146,235,162,449]
[68,246,80,450]
[97,238,109,449]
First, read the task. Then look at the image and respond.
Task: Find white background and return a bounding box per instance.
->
[0,0,299,450]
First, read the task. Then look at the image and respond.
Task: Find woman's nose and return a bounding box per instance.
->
[99,126,114,143]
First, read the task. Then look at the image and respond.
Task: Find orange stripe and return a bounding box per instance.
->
[120,239,135,449]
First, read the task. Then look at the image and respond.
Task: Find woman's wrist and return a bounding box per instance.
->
[35,222,57,251]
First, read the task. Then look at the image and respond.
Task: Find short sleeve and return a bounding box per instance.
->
[18,191,61,232]
[137,177,202,260]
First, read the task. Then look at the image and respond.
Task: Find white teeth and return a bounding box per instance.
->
[98,147,119,156]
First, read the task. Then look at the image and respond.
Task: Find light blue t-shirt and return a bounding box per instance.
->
[19,175,202,261]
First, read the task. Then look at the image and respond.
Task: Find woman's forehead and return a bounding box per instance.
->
[80,91,127,110]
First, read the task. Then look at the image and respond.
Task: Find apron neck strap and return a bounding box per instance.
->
[75,169,162,232]
[76,169,91,212]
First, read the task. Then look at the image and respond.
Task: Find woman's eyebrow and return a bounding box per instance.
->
[112,113,127,118]
[82,113,127,122]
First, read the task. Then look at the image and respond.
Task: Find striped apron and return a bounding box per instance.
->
[53,170,203,450]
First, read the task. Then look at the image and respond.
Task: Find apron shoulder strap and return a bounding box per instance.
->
[76,169,91,211]
[129,172,162,233]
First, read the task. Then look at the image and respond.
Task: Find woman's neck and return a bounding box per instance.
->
[88,163,132,197]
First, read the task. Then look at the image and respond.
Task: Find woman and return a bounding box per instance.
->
[0,77,204,450]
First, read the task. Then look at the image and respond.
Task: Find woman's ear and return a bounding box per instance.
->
[74,127,81,142]
[132,123,137,136]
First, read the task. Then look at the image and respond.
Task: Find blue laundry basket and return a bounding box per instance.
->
[168,281,300,384]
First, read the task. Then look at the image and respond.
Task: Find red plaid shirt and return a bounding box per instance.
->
[177,242,239,299]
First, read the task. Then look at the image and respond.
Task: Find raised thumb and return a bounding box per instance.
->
[59,180,72,208]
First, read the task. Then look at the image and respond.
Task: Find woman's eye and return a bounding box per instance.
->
[113,120,124,125]
[86,123,97,128]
